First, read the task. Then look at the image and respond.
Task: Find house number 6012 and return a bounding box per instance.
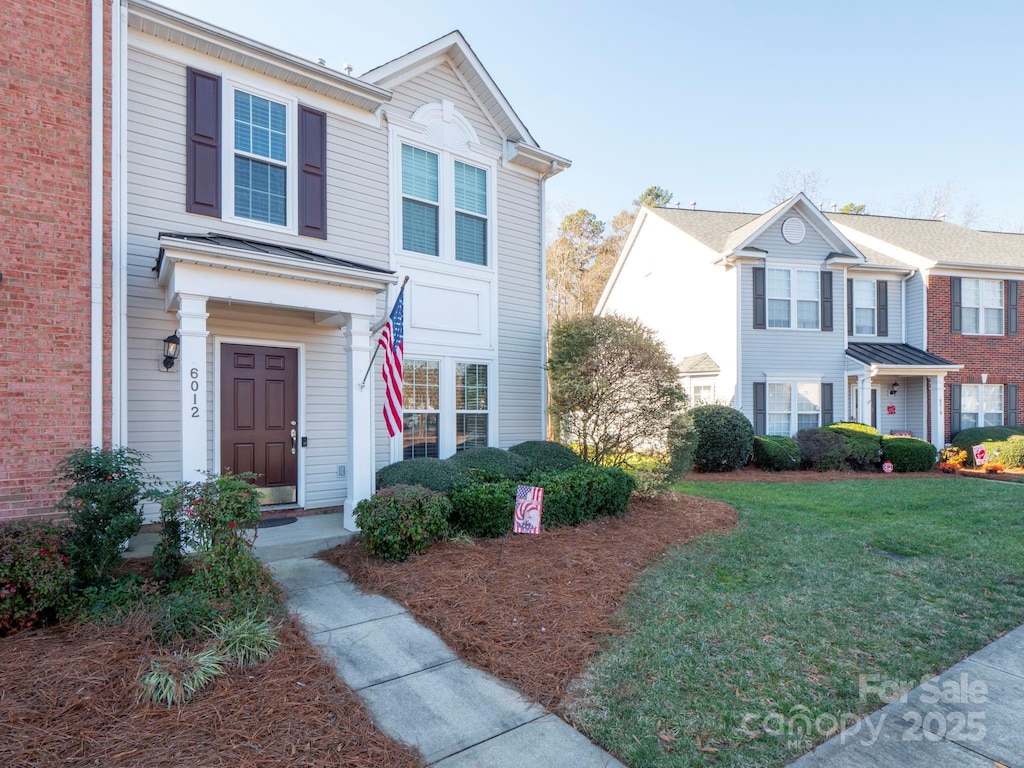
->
[190,368,200,418]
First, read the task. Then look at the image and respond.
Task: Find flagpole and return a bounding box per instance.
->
[360,276,408,390]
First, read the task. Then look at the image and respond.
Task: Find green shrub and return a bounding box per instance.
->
[752,436,800,471]
[826,424,882,470]
[950,426,1024,450]
[667,411,698,478]
[55,447,155,587]
[993,436,1024,468]
[690,405,754,472]
[444,447,532,482]
[797,428,847,471]
[881,437,937,472]
[0,521,71,635]
[354,485,451,561]
[508,440,583,471]
[449,480,516,538]
[528,465,635,528]
[376,458,470,493]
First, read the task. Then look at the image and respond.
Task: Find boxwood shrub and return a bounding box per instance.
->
[881,436,937,472]
[354,485,451,562]
[508,440,582,472]
[527,465,635,529]
[826,423,882,470]
[690,405,754,472]
[797,428,847,471]
[376,458,469,493]
[752,435,800,471]
[950,426,1024,450]
[448,480,516,538]
[444,447,532,482]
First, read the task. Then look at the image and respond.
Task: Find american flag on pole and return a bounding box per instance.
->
[514,485,543,534]
[379,285,405,437]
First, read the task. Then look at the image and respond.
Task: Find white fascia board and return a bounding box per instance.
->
[930,263,1024,278]
[733,193,866,262]
[860,363,963,377]
[846,263,915,275]
[595,208,648,314]
[128,0,391,112]
[504,141,571,176]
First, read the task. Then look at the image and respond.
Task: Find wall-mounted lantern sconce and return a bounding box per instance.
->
[162,332,181,370]
[889,381,900,397]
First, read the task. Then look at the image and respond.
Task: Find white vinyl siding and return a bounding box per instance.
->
[852,279,876,335]
[961,384,1003,429]
[962,279,1003,336]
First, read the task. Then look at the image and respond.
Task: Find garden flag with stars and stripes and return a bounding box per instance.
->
[380,284,405,437]
[513,485,544,534]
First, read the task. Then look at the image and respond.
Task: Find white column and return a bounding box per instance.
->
[930,374,946,451]
[344,314,375,531]
[857,375,872,427]
[177,294,209,482]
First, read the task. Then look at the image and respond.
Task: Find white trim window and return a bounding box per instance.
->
[455,362,489,450]
[962,279,1003,336]
[961,384,1003,429]
[691,382,714,405]
[400,358,492,458]
[767,267,819,329]
[401,144,440,256]
[767,381,821,436]
[852,279,876,335]
[232,90,288,226]
[403,359,440,459]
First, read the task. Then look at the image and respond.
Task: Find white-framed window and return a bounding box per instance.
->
[691,383,715,405]
[400,358,492,459]
[401,144,440,256]
[767,267,819,329]
[767,381,821,436]
[962,279,1003,336]
[852,279,876,335]
[223,82,297,232]
[960,383,1003,429]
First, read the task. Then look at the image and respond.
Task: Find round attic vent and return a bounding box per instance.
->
[782,217,806,244]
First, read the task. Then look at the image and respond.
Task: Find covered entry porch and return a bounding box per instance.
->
[845,342,961,450]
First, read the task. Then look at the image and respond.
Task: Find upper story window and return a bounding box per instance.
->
[233,91,288,226]
[391,100,495,268]
[852,279,876,335]
[962,279,1003,335]
[767,267,819,329]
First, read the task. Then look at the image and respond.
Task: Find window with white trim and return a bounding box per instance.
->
[691,383,714,405]
[960,384,1003,429]
[400,143,490,266]
[233,90,288,226]
[400,359,492,458]
[962,279,1003,335]
[852,279,876,335]
[455,363,489,451]
[767,381,821,436]
[403,359,440,459]
[767,268,819,329]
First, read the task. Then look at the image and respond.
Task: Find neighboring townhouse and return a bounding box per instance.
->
[2,0,113,519]
[830,214,1024,442]
[124,1,567,526]
[596,194,959,449]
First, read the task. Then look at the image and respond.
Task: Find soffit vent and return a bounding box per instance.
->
[782,217,806,244]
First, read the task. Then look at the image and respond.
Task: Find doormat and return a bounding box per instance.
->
[257,516,298,529]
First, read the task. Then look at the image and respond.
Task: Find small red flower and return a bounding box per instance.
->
[228,521,236,529]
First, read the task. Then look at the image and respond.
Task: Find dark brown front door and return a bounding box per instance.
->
[221,344,298,504]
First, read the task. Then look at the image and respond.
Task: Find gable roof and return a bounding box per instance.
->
[828,212,1024,271]
[678,352,720,374]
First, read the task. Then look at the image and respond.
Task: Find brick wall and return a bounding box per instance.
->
[927,275,1023,442]
[0,1,111,519]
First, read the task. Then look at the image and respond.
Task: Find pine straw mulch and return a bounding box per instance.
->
[321,492,737,713]
[0,615,422,768]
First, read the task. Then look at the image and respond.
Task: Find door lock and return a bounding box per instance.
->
[290,428,297,455]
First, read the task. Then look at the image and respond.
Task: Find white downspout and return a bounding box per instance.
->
[111,0,128,446]
[900,270,914,345]
[90,0,105,448]
[539,159,560,439]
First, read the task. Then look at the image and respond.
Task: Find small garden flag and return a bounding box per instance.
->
[972,444,987,466]
[514,485,543,534]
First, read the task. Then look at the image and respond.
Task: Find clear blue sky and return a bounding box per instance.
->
[160,0,1024,234]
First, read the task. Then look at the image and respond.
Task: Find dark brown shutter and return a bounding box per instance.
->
[847,278,854,333]
[951,277,962,335]
[1007,280,1018,336]
[753,382,766,434]
[821,382,833,426]
[1007,384,1018,426]
[820,271,833,332]
[753,267,766,329]
[876,281,888,337]
[186,67,221,217]
[298,105,328,239]
[950,383,961,436]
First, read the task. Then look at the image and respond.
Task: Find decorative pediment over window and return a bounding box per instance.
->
[410,100,481,154]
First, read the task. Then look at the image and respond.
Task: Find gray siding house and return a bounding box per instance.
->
[120,1,568,526]
[597,194,958,449]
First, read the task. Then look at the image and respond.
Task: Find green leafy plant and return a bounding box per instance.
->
[826,424,882,470]
[508,440,583,472]
[881,436,937,472]
[527,465,635,529]
[208,611,281,667]
[752,435,800,471]
[376,457,470,493]
[690,405,754,472]
[797,428,848,471]
[0,521,71,635]
[55,447,156,586]
[139,646,226,708]
[354,485,451,561]
[444,447,532,482]
[950,426,1024,450]
[448,480,516,538]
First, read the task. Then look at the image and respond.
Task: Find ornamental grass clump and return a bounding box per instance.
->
[138,646,226,708]
[208,611,281,667]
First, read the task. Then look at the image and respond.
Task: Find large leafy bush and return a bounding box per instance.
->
[375,457,469,493]
[690,405,754,472]
[508,440,583,472]
[354,485,451,562]
[881,436,937,472]
[950,426,1024,450]
[0,521,71,635]
[825,423,882,470]
[797,428,847,471]
[752,436,800,471]
[449,480,516,538]
[528,465,634,528]
[445,447,532,482]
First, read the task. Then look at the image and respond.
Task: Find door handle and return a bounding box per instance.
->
[290,428,297,454]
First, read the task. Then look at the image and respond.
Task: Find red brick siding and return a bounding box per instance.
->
[0,1,112,520]
[927,275,1022,442]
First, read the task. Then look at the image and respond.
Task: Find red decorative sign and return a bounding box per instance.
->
[882,461,894,473]
[972,445,987,466]
[886,404,896,415]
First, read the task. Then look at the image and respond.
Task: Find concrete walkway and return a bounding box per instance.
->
[788,624,1024,767]
[257,514,624,767]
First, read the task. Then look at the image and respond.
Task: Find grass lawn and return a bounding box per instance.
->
[568,478,1024,767]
